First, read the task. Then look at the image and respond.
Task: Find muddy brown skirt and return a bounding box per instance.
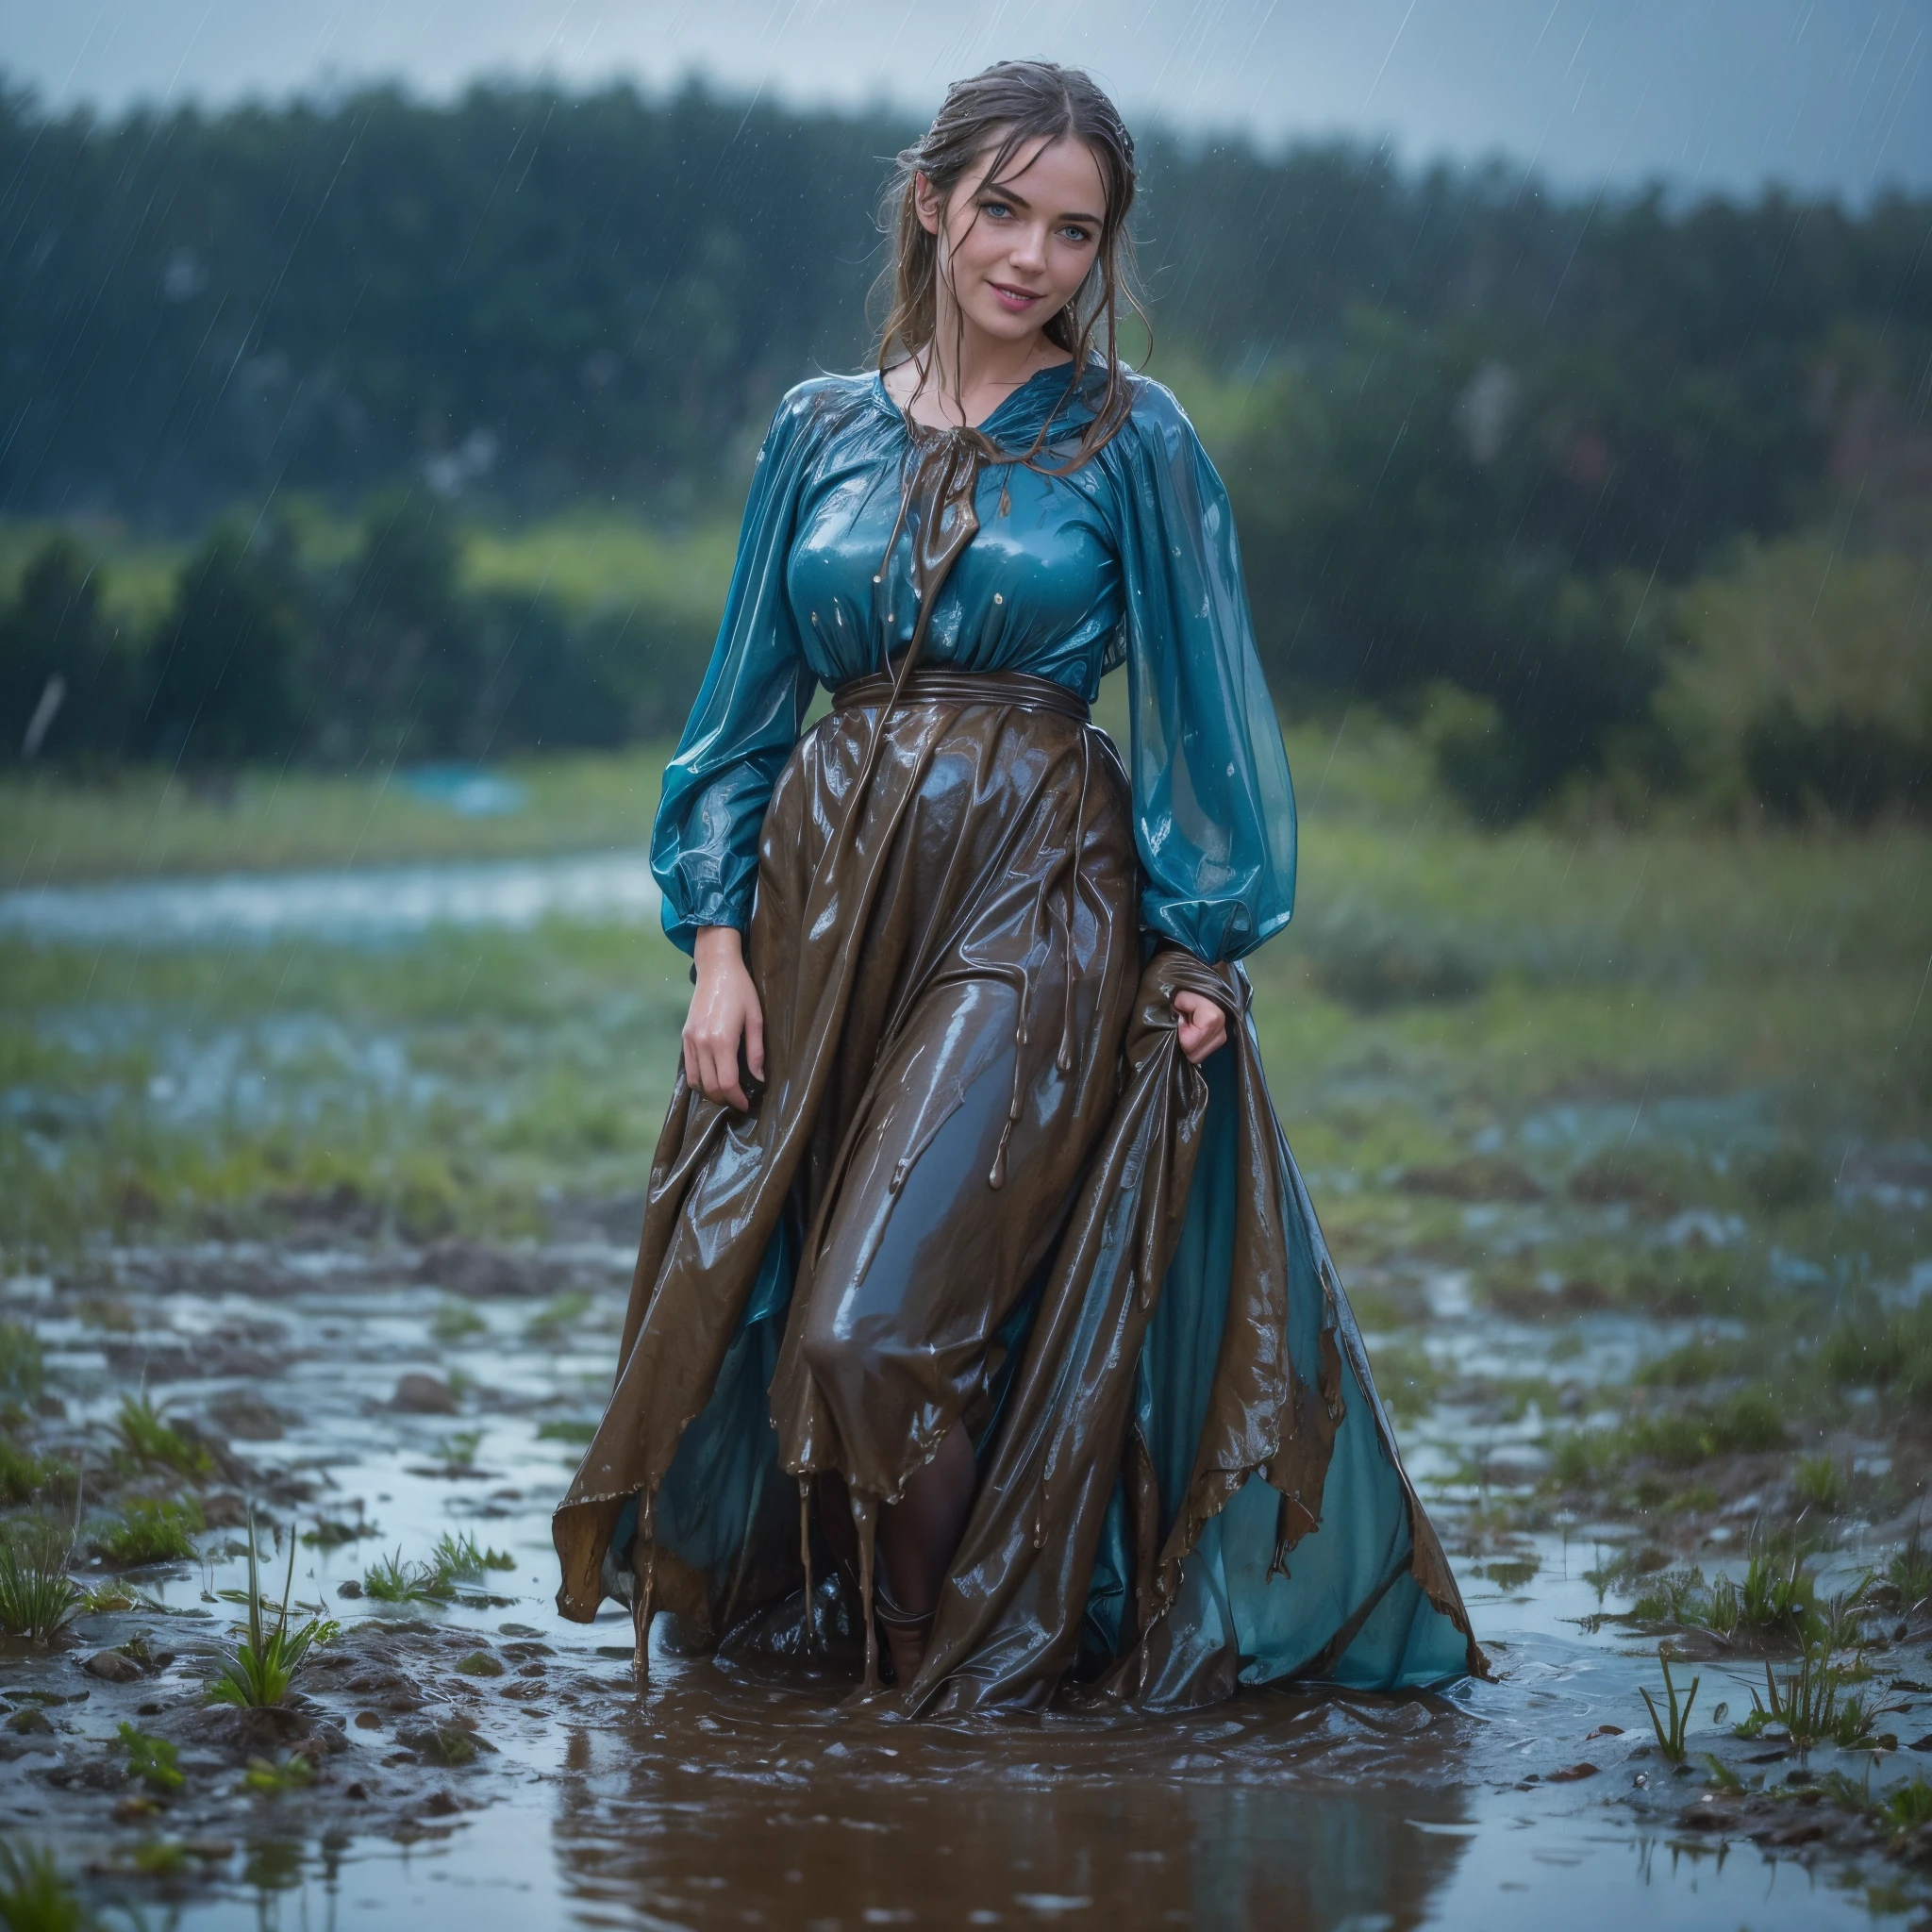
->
[553,672,1141,1624]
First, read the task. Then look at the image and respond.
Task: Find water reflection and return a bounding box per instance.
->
[1183,1783,1471,1930]
[0,851,659,946]
[538,1656,1479,1926]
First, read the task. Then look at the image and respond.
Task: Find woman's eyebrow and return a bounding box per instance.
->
[980,176,1103,225]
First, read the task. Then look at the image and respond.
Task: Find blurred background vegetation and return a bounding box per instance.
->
[0,76,1927,824]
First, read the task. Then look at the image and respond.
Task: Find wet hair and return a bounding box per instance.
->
[874,59,1145,465]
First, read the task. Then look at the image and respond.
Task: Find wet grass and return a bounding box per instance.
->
[0,1320,43,1408]
[362,1531,515,1606]
[1890,1525,1932,1609]
[205,1519,338,1708]
[1639,1646,1699,1762]
[0,750,679,889]
[362,1549,452,1605]
[116,1723,184,1794]
[92,1498,203,1568]
[1630,1549,1822,1644]
[0,1437,59,1507]
[1738,1645,1882,1753]
[1550,1390,1789,1491]
[0,1839,89,1932]
[0,1518,82,1642]
[111,1396,212,1479]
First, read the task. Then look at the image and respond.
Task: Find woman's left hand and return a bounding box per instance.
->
[1171,989,1227,1064]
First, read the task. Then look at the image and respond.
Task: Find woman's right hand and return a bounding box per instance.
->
[684,926,765,1110]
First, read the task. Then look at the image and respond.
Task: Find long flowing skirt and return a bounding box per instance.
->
[554,676,1482,1710]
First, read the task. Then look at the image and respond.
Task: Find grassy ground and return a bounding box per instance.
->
[4,708,1924,1238]
[0,748,676,889]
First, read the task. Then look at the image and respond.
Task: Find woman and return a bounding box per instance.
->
[554,59,1481,1712]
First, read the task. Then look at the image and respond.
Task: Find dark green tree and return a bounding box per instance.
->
[140,522,309,766]
[1219,314,1671,813]
[316,491,489,760]
[0,534,132,763]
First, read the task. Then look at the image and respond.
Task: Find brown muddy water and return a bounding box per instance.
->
[0,1241,1922,1932]
[3,857,1931,1929]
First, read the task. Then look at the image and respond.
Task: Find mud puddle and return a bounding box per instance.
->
[4,1238,1927,1930]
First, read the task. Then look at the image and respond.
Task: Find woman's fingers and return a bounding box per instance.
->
[683,1017,744,1108]
[744,995,766,1084]
[1171,990,1228,1065]
[705,1041,747,1109]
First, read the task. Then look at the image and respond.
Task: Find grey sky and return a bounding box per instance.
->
[4,0,1929,196]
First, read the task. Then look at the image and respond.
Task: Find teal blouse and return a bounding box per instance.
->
[650,364,1297,964]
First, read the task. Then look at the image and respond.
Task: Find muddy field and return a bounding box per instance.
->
[2,741,1930,1928]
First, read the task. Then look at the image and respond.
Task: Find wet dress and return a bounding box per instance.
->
[553,364,1483,1710]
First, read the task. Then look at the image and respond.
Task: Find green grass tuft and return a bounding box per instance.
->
[1639,1646,1699,1762]
[205,1515,337,1708]
[0,1321,44,1407]
[0,1435,55,1507]
[0,1839,90,1932]
[362,1549,452,1605]
[113,1394,213,1478]
[241,1754,313,1796]
[1885,1776,1932,1834]
[429,1531,515,1583]
[431,1301,487,1343]
[1550,1389,1787,1491]
[1793,1453,1847,1512]
[1736,1643,1873,1752]
[116,1723,185,1794]
[93,1496,203,1567]
[1891,1522,1932,1610]
[0,1518,82,1642]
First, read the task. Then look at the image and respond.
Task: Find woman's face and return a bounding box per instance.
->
[917,134,1107,347]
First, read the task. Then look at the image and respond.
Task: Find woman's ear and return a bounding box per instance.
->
[913,171,943,239]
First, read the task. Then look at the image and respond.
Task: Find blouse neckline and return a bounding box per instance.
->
[868,361,1083,439]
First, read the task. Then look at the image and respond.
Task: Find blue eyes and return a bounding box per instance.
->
[976,201,1095,247]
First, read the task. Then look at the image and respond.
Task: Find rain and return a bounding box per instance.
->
[1,3,1930,1926]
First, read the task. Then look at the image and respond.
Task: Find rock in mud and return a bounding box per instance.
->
[207,1391,290,1441]
[391,1373,458,1414]
[178,1703,310,1761]
[396,1721,497,1765]
[288,1722,349,1760]
[415,1241,544,1299]
[84,1650,142,1683]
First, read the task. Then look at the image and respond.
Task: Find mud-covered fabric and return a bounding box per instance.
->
[648,364,1297,964]
[553,685,1482,1707]
[555,690,1140,1629]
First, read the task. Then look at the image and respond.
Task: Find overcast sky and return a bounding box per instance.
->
[4,0,1929,197]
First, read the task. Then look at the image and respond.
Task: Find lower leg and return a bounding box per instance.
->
[875,1424,976,1683]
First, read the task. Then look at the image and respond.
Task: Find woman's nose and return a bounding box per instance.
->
[1008,224,1049,271]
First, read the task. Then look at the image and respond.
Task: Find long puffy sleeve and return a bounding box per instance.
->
[1107,379,1298,962]
[650,387,825,952]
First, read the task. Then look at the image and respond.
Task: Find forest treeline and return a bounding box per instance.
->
[1,77,1928,817]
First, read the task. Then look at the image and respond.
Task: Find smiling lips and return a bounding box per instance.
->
[989,282,1045,312]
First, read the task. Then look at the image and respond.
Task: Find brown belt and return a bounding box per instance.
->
[831,667,1090,724]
